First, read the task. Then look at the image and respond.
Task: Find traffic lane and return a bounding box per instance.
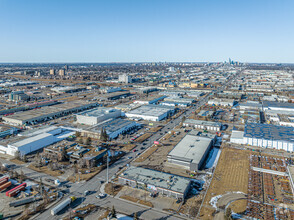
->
[86,196,185,220]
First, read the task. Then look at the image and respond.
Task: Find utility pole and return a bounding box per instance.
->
[107,154,109,183]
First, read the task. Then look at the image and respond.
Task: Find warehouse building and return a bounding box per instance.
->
[183,119,222,131]
[99,91,131,101]
[263,101,294,112]
[239,101,262,111]
[134,95,167,105]
[230,130,245,144]
[0,126,78,156]
[160,100,191,107]
[243,123,294,152]
[167,130,216,171]
[125,105,175,121]
[81,118,140,140]
[76,107,121,125]
[118,166,191,199]
[51,86,85,93]
[208,98,236,107]
[2,101,98,126]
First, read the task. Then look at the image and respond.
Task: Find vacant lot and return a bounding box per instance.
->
[199,147,250,219]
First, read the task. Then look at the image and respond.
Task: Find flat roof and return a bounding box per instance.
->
[120,166,190,194]
[184,119,221,127]
[263,101,294,109]
[244,123,294,143]
[126,105,174,117]
[168,130,214,165]
[135,95,166,102]
[3,101,96,122]
[88,118,138,133]
[76,107,120,117]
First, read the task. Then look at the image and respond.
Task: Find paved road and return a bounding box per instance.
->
[34,91,220,220]
[33,76,237,220]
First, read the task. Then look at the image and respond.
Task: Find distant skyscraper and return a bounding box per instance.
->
[50,69,55,75]
[59,69,65,76]
[64,65,68,70]
[229,58,232,65]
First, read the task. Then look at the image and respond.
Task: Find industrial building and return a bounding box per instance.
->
[263,101,294,112]
[125,105,175,121]
[2,101,98,126]
[99,87,123,94]
[51,86,85,93]
[0,126,18,138]
[231,123,294,152]
[208,98,236,107]
[99,91,131,101]
[136,87,158,94]
[8,91,30,101]
[81,118,140,140]
[167,130,216,171]
[118,166,191,199]
[134,95,167,105]
[239,101,262,111]
[76,107,121,125]
[160,100,191,107]
[183,119,222,131]
[0,126,78,156]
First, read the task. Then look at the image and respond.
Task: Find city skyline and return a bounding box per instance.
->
[0,0,293,63]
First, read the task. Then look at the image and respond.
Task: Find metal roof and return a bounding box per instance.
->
[168,130,214,165]
[120,166,190,194]
[244,123,294,143]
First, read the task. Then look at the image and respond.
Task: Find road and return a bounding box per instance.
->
[34,90,221,220]
[33,71,239,220]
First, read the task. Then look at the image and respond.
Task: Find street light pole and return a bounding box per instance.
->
[107,154,109,183]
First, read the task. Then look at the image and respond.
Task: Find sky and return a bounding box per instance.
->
[0,0,293,63]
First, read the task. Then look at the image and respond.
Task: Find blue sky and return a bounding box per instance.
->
[0,0,293,63]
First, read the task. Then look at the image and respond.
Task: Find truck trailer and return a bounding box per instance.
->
[51,196,76,216]
[0,177,8,186]
[0,181,11,191]
[6,183,26,197]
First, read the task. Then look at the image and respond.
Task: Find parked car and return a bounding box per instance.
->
[96,193,107,199]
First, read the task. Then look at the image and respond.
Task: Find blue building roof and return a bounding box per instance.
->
[244,123,294,143]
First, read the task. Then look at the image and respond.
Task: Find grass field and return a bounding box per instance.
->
[199,147,250,219]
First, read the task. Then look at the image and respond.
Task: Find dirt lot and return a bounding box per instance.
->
[67,167,103,182]
[133,130,191,177]
[0,191,25,219]
[199,147,250,219]
[28,164,63,177]
[104,182,123,196]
